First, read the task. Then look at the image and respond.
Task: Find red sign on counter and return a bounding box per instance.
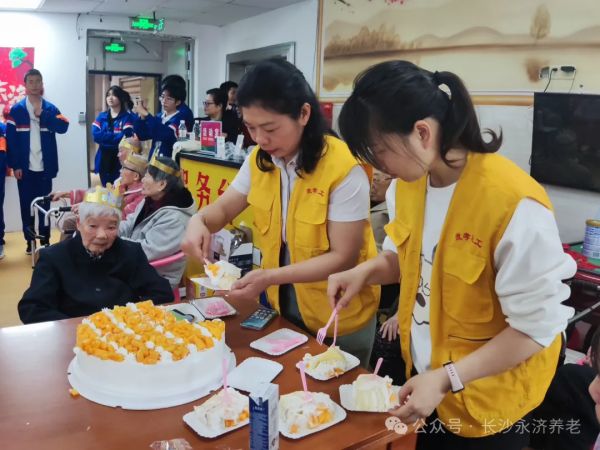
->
[200,120,222,151]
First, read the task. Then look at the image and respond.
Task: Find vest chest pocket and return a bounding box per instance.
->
[383,219,411,263]
[441,248,494,324]
[247,189,274,235]
[293,197,329,250]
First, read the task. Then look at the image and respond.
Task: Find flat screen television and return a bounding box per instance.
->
[531,92,600,193]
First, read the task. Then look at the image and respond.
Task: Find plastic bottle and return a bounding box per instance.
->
[193,119,200,142]
[178,120,188,141]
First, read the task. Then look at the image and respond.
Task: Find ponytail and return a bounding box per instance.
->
[433,71,501,165]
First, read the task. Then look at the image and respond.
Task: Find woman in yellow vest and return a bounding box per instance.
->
[327,60,576,448]
[182,59,379,365]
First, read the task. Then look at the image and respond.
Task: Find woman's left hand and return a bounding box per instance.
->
[227,269,273,302]
[388,368,450,425]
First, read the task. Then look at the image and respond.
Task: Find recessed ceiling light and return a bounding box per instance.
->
[0,0,45,10]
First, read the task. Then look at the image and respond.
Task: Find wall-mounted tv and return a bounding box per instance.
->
[531,92,600,193]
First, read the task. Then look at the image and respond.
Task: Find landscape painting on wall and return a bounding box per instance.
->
[0,47,34,115]
[319,0,600,98]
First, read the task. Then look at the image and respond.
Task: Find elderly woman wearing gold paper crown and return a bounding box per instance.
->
[119,155,196,288]
[18,186,173,324]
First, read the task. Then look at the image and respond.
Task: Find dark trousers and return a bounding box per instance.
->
[17,169,52,242]
[529,363,598,450]
[99,169,120,187]
[0,152,5,245]
[416,409,531,450]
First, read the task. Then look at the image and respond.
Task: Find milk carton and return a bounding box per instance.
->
[250,383,279,450]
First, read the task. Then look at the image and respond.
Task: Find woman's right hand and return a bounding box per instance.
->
[327,265,370,310]
[181,213,212,262]
[380,314,399,341]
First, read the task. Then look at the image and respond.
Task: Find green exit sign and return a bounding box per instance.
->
[130,16,165,32]
[104,42,126,54]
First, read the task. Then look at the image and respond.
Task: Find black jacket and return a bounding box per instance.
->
[18,234,174,324]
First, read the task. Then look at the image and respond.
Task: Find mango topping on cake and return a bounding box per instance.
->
[279,391,336,434]
[75,301,225,365]
[204,260,242,290]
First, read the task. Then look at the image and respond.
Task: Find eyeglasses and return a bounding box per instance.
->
[159,95,176,103]
[203,101,215,106]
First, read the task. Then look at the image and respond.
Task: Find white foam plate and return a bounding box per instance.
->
[67,348,236,410]
[191,277,230,291]
[338,383,401,412]
[191,297,237,319]
[250,328,308,356]
[279,398,347,439]
[183,396,249,438]
[228,357,283,393]
[163,303,205,322]
[297,350,360,380]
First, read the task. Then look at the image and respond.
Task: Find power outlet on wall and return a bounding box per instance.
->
[539,65,577,80]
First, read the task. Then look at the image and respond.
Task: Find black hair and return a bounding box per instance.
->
[161,83,186,103]
[24,68,42,83]
[339,60,502,170]
[206,88,227,109]
[236,58,326,174]
[161,74,186,91]
[105,86,133,125]
[147,157,184,194]
[590,328,600,375]
[220,81,238,93]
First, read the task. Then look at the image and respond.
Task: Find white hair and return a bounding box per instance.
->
[78,201,121,223]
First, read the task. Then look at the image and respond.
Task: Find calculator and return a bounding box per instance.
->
[240,307,278,330]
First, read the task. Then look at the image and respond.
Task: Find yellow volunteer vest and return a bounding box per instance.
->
[384,152,562,437]
[248,135,380,335]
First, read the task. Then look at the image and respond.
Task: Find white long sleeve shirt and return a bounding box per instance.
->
[383,179,576,373]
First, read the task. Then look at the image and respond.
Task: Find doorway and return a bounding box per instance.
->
[86,71,161,185]
[226,42,295,83]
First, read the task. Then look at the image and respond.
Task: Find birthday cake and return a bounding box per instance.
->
[279,391,336,435]
[204,260,242,290]
[193,387,249,431]
[351,374,398,412]
[71,300,227,400]
[302,346,349,379]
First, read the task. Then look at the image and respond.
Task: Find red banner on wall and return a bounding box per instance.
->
[0,47,35,117]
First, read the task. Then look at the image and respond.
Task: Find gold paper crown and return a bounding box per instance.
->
[118,136,141,154]
[123,153,148,175]
[149,153,180,177]
[83,184,123,209]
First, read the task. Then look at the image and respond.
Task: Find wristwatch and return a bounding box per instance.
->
[443,361,464,393]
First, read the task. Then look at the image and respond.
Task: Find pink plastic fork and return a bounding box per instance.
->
[330,314,339,348]
[316,306,339,345]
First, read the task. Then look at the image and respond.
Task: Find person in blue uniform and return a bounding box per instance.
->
[133,82,186,159]
[6,68,69,253]
[92,85,135,186]
[162,75,193,131]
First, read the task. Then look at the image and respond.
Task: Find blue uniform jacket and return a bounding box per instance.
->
[92,110,135,173]
[134,110,183,159]
[6,98,69,178]
[178,103,194,131]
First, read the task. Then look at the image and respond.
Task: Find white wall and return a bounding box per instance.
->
[88,37,165,75]
[219,0,319,88]
[0,12,220,233]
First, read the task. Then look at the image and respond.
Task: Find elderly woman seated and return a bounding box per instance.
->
[18,187,173,324]
[119,156,196,288]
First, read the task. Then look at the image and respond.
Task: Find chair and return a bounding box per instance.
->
[150,251,186,303]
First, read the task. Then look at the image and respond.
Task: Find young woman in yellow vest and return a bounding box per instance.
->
[327,60,576,448]
[182,59,379,365]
